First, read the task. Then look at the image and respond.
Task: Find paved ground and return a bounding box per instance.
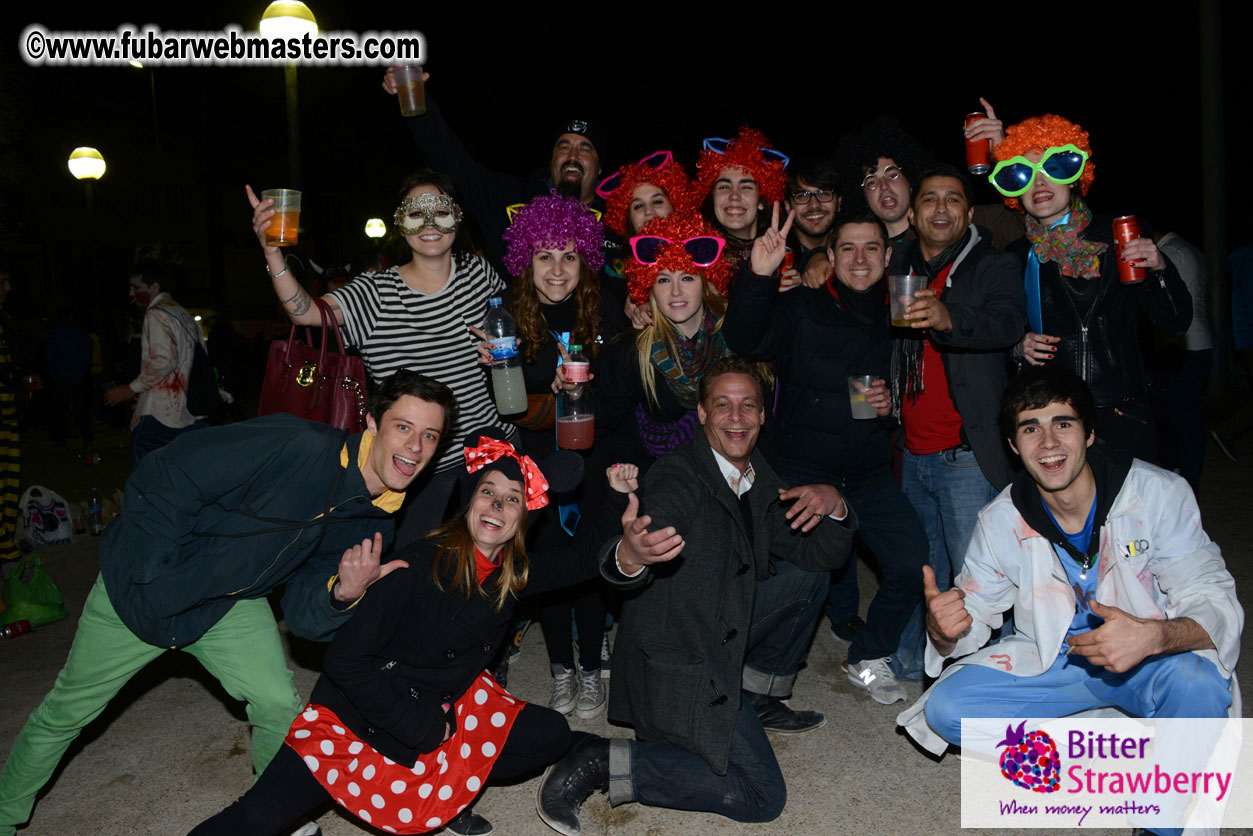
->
[1,421,1250,836]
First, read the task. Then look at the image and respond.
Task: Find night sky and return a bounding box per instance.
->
[0,4,1246,319]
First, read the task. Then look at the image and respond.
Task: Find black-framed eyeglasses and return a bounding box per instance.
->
[790,188,836,205]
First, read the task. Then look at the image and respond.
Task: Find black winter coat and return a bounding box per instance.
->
[598,432,856,774]
[310,535,597,766]
[722,266,895,484]
[1006,215,1191,408]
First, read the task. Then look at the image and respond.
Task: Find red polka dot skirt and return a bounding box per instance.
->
[285,672,524,833]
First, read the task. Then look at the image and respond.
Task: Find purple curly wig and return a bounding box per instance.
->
[502,191,605,277]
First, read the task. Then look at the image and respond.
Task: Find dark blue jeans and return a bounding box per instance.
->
[610,696,785,822]
[835,467,927,665]
[893,448,998,680]
[742,558,828,697]
[130,415,207,469]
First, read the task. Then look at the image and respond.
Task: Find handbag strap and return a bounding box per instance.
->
[312,298,349,354]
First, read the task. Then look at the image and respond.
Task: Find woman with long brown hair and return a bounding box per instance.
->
[189,433,587,836]
[496,193,624,720]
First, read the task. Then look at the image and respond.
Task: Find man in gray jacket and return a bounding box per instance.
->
[537,356,856,833]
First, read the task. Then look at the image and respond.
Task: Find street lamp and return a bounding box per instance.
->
[259,1,317,37]
[67,147,106,180]
[68,147,105,305]
[364,218,386,239]
[260,1,317,188]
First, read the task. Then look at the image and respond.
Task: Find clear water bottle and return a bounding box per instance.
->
[89,487,104,537]
[484,297,527,415]
[557,344,594,450]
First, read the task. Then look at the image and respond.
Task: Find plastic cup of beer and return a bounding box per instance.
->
[848,375,878,420]
[393,65,427,117]
[888,273,927,327]
[262,189,301,248]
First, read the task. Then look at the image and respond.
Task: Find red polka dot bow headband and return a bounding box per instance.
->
[464,437,551,510]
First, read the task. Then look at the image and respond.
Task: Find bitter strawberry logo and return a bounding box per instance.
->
[997,721,1061,793]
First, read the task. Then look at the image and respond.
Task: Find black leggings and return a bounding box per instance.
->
[188,704,570,836]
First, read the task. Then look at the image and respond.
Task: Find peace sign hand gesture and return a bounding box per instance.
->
[749,201,796,277]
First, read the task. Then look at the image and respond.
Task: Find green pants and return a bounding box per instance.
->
[0,575,301,835]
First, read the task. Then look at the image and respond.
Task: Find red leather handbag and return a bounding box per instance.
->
[258,298,368,432]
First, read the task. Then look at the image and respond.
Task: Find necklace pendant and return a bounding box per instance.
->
[1080,572,1086,580]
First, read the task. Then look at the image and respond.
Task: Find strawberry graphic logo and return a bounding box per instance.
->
[996,721,1060,793]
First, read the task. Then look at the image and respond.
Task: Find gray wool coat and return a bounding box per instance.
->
[599,431,857,774]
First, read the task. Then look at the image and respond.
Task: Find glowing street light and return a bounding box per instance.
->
[259,1,318,38]
[365,218,387,239]
[67,147,106,180]
[260,1,317,187]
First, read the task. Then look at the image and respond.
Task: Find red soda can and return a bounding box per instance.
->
[1112,216,1146,284]
[964,112,991,175]
[781,248,795,278]
[1,620,32,639]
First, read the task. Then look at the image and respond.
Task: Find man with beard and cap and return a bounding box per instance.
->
[382,66,608,275]
[886,163,1025,681]
[723,207,926,707]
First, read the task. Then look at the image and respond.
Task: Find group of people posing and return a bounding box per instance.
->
[0,76,1239,836]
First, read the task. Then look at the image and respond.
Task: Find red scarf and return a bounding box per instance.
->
[474,547,500,584]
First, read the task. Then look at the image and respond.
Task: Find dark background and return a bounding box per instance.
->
[0,4,1246,330]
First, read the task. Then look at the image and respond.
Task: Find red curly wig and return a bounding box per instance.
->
[694,125,788,208]
[994,114,1095,212]
[603,158,694,237]
[625,211,733,306]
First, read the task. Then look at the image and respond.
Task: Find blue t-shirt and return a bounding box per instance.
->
[1042,492,1102,642]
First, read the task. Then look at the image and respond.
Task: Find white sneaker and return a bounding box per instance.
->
[576,668,606,719]
[844,657,907,705]
[551,665,577,715]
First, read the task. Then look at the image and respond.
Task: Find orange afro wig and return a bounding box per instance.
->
[994,114,1095,212]
[625,211,733,306]
[695,125,788,209]
[602,157,695,237]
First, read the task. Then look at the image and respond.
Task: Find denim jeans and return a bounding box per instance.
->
[771,465,924,667]
[742,559,828,697]
[610,696,786,822]
[839,468,927,665]
[892,447,998,680]
[130,415,207,469]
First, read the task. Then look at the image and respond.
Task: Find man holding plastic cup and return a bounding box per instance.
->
[887,163,1025,680]
[724,205,925,706]
[381,65,608,276]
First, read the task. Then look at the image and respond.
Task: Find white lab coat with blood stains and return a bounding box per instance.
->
[897,459,1243,756]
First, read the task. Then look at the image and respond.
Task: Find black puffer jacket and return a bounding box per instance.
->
[1007,215,1191,408]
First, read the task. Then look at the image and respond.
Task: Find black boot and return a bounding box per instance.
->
[444,805,493,836]
[536,732,609,836]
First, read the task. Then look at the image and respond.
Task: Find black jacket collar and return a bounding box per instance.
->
[1010,444,1133,562]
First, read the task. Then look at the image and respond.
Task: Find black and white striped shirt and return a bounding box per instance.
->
[328,254,515,473]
